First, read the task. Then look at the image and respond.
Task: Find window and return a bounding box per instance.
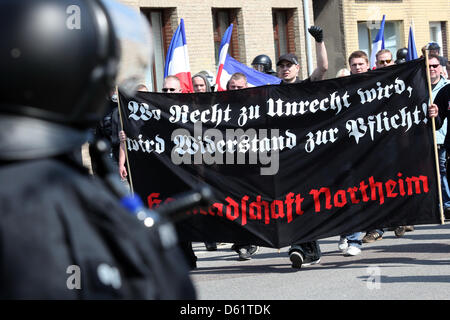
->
[212,8,239,66]
[141,9,174,92]
[358,20,404,58]
[273,9,295,60]
[430,21,448,58]
[430,22,442,48]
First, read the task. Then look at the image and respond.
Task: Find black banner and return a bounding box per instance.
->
[119,58,440,248]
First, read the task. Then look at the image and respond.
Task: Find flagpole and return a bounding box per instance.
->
[116,87,135,195]
[424,52,445,224]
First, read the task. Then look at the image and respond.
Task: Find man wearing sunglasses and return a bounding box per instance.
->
[158,75,201,267]
[118,76,181,175]
[362,49,409,243]
[375,49,394,69]
[428,54,450,220]
[162,75,183,93]
[428,43,448,79]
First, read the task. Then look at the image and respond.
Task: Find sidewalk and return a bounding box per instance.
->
[191,223,450,300]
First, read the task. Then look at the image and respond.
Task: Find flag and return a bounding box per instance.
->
[406,25,418,61]
[215,24,280,91]
[219,56,281,89]
[370,15,386,69]
[215,24,234,91]
[164,19,193,93]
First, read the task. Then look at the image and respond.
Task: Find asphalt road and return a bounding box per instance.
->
[190,223,450,300]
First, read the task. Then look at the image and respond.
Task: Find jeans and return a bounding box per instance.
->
[341,232,362,248]
[438,147,450,209]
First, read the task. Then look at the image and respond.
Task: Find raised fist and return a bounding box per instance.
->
[308,26,323,43]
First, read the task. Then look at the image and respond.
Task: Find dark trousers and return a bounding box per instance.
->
[289,241,321,260]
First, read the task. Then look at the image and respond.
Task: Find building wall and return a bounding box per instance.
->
[341,0,450,64]
[120,0,315,80]
[313,0,347,78]
[118,0,449,84]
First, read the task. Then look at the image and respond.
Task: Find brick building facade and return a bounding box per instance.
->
[316,0,450,78]
[119,0,449,90]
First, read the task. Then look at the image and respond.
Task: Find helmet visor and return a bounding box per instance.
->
[252,64,265,72]
[101,0,152,95]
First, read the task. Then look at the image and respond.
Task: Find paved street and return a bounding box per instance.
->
[190,223,450,300]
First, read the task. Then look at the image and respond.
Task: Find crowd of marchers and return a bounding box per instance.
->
[95,26,449,270]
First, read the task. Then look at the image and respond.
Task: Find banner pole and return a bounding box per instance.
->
[116,87,135,195]
[424,52,445,224]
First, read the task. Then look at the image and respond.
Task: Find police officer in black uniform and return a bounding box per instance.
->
[0,0,195,299]
[91,93,122,175]
[395,48,408,64]
[251,54,277,76]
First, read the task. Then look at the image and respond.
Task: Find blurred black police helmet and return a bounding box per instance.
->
[0,0,152,129]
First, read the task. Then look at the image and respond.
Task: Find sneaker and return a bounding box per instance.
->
[238,248,251,261]
[404,225,414,232]
[362,231,383,243]
[303,256,321,266]
[344,245,361,256]
[338,237,348,252]
[205,242,217,251]
[394,226,406,238]
[289,250,304,268]
[248,245,259,256]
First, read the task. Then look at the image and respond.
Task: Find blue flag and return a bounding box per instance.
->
[406,25,418,61]
[215,24,280,90]
[220,56,281,89]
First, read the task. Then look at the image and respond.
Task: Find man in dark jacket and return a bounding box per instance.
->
[276,26,328,269]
